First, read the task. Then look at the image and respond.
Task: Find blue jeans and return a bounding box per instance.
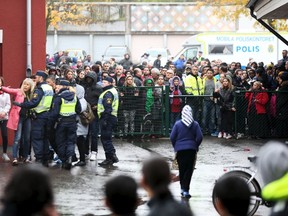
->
[202,100,216,133]
[12,117,31,159]
[100,115,117,155]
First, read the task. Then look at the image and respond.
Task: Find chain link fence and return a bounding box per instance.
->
[114,86,288,139]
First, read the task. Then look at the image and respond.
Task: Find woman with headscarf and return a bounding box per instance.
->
[170,105,203,198]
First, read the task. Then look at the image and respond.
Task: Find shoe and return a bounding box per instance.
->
[2,153,10,162]
[62,157,72,170]
[223,132,227,139]
[74,161,86,166]
[111,154,119,163]
[211,132,219,137]
[90,151,97,161]
[218,132,223,138]
[23,158,31,164]
[12,159,18,166]
[98,159,113,166]
[182,191,192,198]
[72,154,78,162]
[85,154,90,160]
[27,155,32,161]
[226,134,232,139]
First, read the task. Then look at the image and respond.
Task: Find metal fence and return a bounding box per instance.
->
[114,86,288,139]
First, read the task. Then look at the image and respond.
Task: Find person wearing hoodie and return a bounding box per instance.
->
[74,84,89,166]
[170,105,203,198]
[50,80,81,170]
[257,141,288,216]
[83,71,103,161]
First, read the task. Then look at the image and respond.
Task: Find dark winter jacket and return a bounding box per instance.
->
[276,81,288,120]
[84,71,103,109]
[170,120,203,152]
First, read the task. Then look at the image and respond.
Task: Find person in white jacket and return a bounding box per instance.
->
[0,77,11,162]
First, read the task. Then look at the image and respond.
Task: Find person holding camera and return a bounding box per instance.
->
[97,77,119,166]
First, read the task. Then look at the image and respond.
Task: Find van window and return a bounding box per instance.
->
[183,48,198,60]
[209,45,233,55]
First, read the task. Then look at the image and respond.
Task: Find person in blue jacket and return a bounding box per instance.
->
[170,105,203,198]
[49,80,81,170]
[13,71,54,167]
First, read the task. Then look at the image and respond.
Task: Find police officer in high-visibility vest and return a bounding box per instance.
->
[98,76,119,166]
[50,80,81,170]
[13,71,54,166]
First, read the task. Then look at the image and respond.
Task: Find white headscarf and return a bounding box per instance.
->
[181,105,194,127]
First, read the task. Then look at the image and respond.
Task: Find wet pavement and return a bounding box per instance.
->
[0,136,285,216]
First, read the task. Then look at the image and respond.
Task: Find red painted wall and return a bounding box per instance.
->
[0,0,46,144]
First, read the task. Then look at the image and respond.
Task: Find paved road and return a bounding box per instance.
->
[0,136,284,216]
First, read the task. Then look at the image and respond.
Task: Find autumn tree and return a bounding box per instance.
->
[195,0,288,30]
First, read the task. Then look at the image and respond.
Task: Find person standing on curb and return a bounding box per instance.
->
[98,77,119,166]
[170,105,203,198]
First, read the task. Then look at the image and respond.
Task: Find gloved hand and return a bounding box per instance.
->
[12,101,22,107]
[102,119,108,128]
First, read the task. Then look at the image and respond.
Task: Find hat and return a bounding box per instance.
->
[59,80,71,86]
[199,51,203,54]
[35,71,48,79]
[279,72,288,81]
[103,76,113,83]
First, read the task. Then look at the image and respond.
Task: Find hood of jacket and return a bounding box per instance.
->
[58,89,75,101]
[257,141,288,186]
[85,71,97,83]
[76,84,85,99]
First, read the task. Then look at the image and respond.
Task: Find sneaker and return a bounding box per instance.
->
[12,159,18,166]
[223,132,227,139]
[226,134,232,139]
[218,132,223,138]
[90,151,97,161]
[2,153,10,162]
[211,132,219,137]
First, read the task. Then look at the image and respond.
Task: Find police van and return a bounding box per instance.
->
[174,32,288,66]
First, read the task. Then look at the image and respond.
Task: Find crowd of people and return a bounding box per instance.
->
[1,49,288,166]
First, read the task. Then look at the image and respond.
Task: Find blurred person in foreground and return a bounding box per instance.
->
[104,175,138,216]
[257,141,288,216]
[141,157,193,216]
[170,105,203,198]
[213,175,250,216]
[0,165,58,216]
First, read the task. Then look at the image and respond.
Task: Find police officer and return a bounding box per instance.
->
[98,76,119,166]
[50,80,81,170]
[14,71,54,166]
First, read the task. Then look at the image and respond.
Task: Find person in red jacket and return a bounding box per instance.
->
[245,81,270,138]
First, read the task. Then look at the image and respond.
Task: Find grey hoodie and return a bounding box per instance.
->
[76,84,88,136]
[257,141,288,186]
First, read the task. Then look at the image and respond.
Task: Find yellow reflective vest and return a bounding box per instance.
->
[184,75,204,95]
[34,84,53,114]
[98,87,119,118]
[59,96,77,117]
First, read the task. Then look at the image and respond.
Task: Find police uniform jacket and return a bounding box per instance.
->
[50,88,81,122]
[18,82,53,115]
